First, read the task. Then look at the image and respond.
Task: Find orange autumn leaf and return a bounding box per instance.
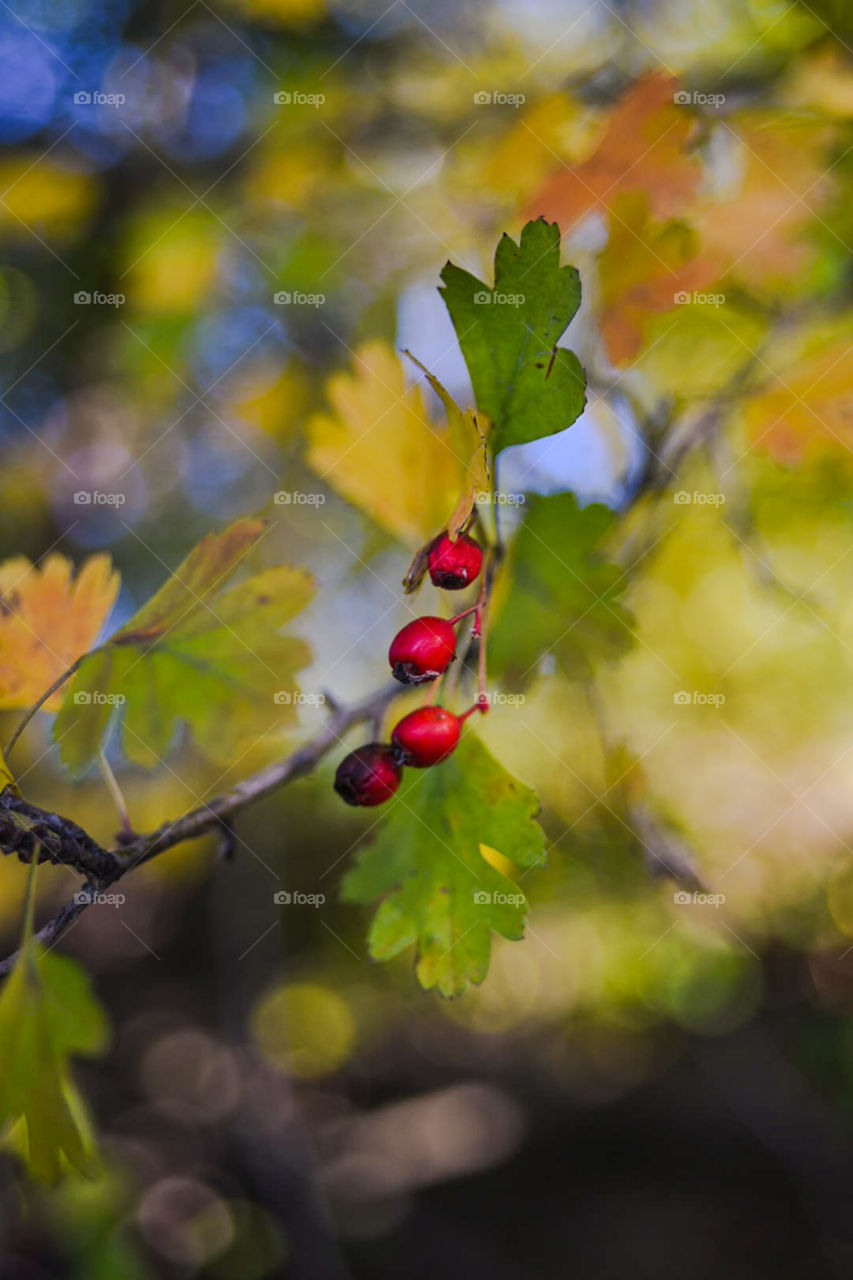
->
[0,554,120,711]
[695,115,838,291]
[744,337,853,462]
[599,193,718,365]
[525,72,702,230]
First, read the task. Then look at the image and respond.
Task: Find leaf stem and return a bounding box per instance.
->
[20,852,40,983]
[21,853,38,944]
[98,750,134,837]
[5,651,95,759]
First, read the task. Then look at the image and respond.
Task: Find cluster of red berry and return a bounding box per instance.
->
[334,532,485,807]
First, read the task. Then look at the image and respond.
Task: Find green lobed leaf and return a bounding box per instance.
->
[489,491,634,687]
[0,941,109,1182]
[54,518,315,775]
[340,734,545,997]
[439,218,586,453]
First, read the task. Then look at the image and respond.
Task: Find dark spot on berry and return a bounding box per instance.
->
[334,775,360,805]
[391,661,438,685]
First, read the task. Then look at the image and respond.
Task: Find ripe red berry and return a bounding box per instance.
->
[334,743,402,807]
[428,532,483,590]
[392,706,461,767]
[389,616,456,685]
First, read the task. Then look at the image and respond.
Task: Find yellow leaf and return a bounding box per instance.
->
[307,341,484,547]
[402,349,491,538]
[474,93,596,200]
[0,555,119,712]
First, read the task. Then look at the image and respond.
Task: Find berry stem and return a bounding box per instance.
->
[476,566,491,707]
[449,604,479,626]
[458,699,488,723]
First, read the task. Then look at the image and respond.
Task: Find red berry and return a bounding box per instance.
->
[334,744,402,807]
[428,533,483,590]
[389,616,456,685]
[392,706,461,767]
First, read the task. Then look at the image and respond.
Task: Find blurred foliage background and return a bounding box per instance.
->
[0,0,852,1275]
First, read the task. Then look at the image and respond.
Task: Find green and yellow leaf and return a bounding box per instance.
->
[54,518,315,774]
[341,734,545,997]
[0,871,109,1182]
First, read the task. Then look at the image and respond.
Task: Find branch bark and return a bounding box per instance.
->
[0,682,399,976]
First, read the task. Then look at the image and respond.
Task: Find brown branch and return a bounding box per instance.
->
[626,801,707,892]
[0,682,400,977]
[0,792,122,881]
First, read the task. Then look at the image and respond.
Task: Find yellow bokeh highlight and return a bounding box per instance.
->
[251,982,355,1078]
[123,208,220,315]
[0,160,96,242]
[225,0,324,26]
